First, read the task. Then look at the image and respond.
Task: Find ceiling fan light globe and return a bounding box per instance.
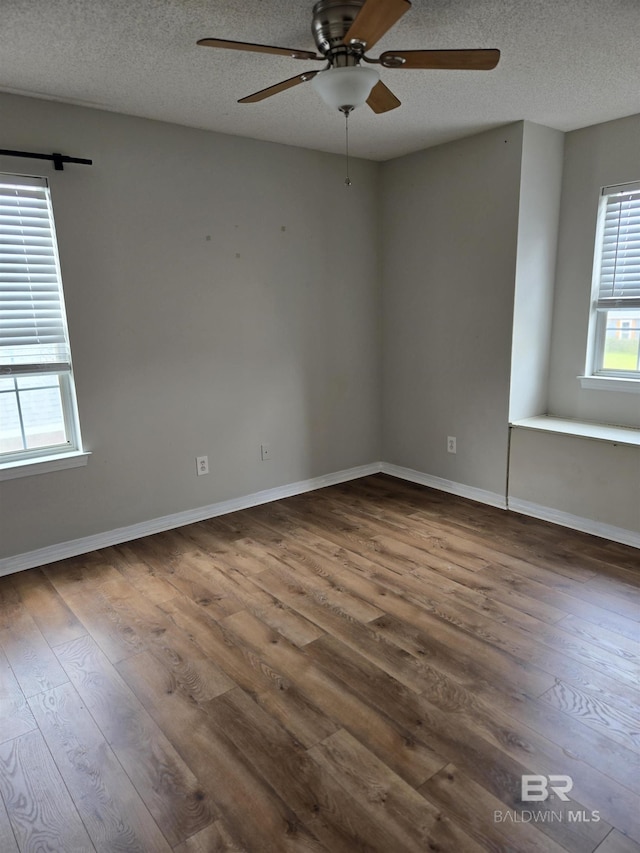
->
[312,65,379,111]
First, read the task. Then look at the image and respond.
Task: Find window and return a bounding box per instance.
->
[0,173,83,468]
[587,181,640,382]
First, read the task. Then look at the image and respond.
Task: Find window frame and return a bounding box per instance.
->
[0,172,85,470]
[583,180,640,389]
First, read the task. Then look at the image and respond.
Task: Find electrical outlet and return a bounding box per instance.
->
[261,443,271,461]
[447,436,457,454]
[196,455,209,475]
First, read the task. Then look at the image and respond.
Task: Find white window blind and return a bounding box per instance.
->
[597,181,640,304]
[0,174,71,376]
[0,172,83,465]
[587,180,640,380]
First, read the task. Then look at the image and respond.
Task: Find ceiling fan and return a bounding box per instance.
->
[197,0,500,115]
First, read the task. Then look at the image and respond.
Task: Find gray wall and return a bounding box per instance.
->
[548,113,640,427]
[0,94,381,559]
[508,114,640,534]
[379,113,638,538]
[509,429,640,535]
[380,123,523,498]
[2,95,639,562]
[509,122,564,421]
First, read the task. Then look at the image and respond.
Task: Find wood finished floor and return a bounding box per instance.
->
[0,474,638,852]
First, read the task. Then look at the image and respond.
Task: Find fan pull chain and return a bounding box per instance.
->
[344,109,352,187]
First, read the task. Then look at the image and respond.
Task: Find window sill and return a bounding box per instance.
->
[578,375,639,393]
[510,416,640,447]
[0,450,90,481]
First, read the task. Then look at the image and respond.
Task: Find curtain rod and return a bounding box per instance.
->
[0,149,92,171]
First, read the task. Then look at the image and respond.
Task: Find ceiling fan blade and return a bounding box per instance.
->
[380,48,500,70]
[343,0,411,50]
[197,38,321,61]
[367,80,401,113]
[238,71,319,103]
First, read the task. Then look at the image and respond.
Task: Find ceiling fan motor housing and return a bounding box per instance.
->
[312,0,367,63]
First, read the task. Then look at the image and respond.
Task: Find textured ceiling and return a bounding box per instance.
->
[1,0,639,161]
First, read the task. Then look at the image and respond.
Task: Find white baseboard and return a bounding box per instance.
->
[380,462,507,509]
[4,460,637,575]
[508,498,640,550]
[0,462,382,576]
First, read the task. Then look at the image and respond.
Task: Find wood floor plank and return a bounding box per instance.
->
[159,560,235,623]
[252,494,490,578]
[237,505,640,711]
[160,594,339,748]
[0,576,30,629]
[360,539,638,688]
[0,475,636,852]
[0,607,69,698]
[540,679,640,754]
[493,611,640,688]
[296,479,601,583]
[9,568,87,647]
[61,584,148,663]
[169,543,326,647]
[253,559,556,700]
[220,609,448,788]
[369,611,640,795]
[546,575,640,623]
[291,536,639,714]
[173,820,245,852]
[256,538,557,700]
[149,624,235,705]
[117,650,327,853]
[184,528,278,577]
[595,830,640,853]
[253,564,475,696]
[54,634,213,847]
[166,551,245,617]
[333,476,639,582]
[314,489,495,571]
[252,551,386,626]
[28,682,172,852]
[0,729,94,852]
[302,632,615,850]
[131,528,192,564]
[207,686,419,853]
[0,787,19,853]
[406,517,609,589]
[270,503,635,671]
[0,646,37,745]
[479,564,640,642]
[371,608,558,707]
[277,495,573,625]
[203,515,289,554]
[95,576,236,704]
[558,612,640,665]
[107,543,178,604]
[309,729,485,853]
[280,500,565,625]
[43,552,124,595]
[419,762,568,853]
[584,571,640,609]
[141,542,247,622]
